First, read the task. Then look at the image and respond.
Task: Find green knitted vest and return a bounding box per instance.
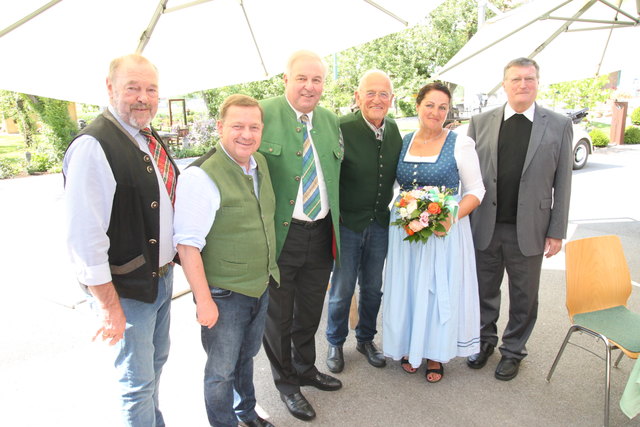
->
[197,147,279,297]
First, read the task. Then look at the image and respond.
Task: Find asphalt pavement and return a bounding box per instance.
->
[1,144,639,427]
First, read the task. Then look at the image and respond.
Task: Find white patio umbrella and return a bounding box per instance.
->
[435,0,640,94]
[0,0,442,105]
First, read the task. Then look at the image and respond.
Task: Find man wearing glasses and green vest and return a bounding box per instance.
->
[325,70,402,373]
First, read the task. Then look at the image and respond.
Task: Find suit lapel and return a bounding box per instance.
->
[489,106,504,174]
[523,103,546,174]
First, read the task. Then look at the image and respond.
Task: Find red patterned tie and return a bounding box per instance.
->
[140,127,176,204]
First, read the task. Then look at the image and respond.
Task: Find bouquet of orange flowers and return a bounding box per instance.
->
[391,186,459,243]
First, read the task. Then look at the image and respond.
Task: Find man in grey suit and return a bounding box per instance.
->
[466,57,573,381]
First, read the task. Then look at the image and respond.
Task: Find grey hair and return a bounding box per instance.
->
[108,54,158,82]
[285,50,327,78]
[503,57,539,80]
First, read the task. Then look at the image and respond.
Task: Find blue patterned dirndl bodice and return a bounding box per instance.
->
[396,131,459,194]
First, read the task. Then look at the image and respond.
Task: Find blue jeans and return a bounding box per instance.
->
[201,287,268,427]
[93,266,173,427]
[326,222,389,346]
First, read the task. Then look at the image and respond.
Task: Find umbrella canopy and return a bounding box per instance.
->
[436,0,640,94]
[0,0,442,105]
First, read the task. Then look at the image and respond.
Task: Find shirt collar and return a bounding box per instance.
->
[504,102,535,122]
[218,141,257,173]
[362,113,385,140]
[285,97,314,124]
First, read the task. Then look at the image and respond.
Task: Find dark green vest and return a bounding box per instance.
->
[194,146,279,298]
[258,96,343,259]
[339,111,402,232]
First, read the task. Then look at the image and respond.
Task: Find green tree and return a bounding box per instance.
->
[0,90,37,148]
[200,0,512,117]
[542,75,612,110]
[24,95,78,160]
[201,75,284,119]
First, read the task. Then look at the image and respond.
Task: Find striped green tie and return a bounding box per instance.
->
[300,114,321,219]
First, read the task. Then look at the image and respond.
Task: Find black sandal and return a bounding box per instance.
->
[400,357,418,374]
[425,360,444,383]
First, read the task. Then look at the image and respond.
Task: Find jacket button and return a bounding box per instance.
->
[149,239,157,245]
[146,166,154,173]
[151,272,158,278]
[294,176,301,182]
[296,151,302,157]
[269,148,273,152]
[283,221,289,227]
[143,155,151,163]
[289,200,295,205]
[492,201,497,206]
[151,201,159,209]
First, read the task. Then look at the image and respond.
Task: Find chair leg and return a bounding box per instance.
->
[603,342,611,427]
[546,325,578,382]
[547,325,612,427]
[613,351,624,368]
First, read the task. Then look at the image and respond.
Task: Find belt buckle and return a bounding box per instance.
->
[158,263,170,277]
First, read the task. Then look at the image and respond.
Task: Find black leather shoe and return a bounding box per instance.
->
[466,342,495,369]
[326,344,344,373]
[281,392,316,421]
[239,416,276,427]
[356,341,386,368]
[299,372,342,391]
[495,356,521,381]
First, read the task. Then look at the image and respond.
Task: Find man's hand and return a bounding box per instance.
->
[196,298,219,329]
[89,282,126,345]
[544,237,563,258]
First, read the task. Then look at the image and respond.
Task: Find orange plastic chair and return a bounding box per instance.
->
[546,235,640,427]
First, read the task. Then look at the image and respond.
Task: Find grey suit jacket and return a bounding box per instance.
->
[468,103,573,256]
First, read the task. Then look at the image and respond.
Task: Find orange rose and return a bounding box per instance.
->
[398,198,408,207]
[404,225,415,236]
[427,202,441,215]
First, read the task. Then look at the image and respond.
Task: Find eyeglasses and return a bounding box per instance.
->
[508,77,537,85]
[364,91,391,100]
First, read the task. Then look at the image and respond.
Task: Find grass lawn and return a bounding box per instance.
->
[0,134,27,160]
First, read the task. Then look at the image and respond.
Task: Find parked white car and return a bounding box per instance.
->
[452,121,592,170]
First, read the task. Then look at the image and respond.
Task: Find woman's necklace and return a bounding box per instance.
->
[420,128,445,144]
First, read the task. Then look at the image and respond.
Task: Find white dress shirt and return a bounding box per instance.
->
[285,99,330,221]
[504,102,536,122]
[173,145,259,251]
[63,106,176,286]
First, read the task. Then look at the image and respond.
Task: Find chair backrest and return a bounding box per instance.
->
[565,235,632,319]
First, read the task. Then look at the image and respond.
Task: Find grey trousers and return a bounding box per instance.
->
[475,223,544,360]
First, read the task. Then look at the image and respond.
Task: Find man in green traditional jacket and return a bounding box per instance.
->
[259,50,343,422]
[325,70,402,373]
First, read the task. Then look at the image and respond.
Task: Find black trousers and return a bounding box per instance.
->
[262,216,334,395]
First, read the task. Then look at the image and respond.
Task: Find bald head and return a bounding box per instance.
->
[355,69,394,128]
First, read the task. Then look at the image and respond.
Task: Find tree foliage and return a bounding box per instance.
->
[0,90,37,148]
[24,95,78,160]
[541,75,612,110]
[199,0,509,118]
